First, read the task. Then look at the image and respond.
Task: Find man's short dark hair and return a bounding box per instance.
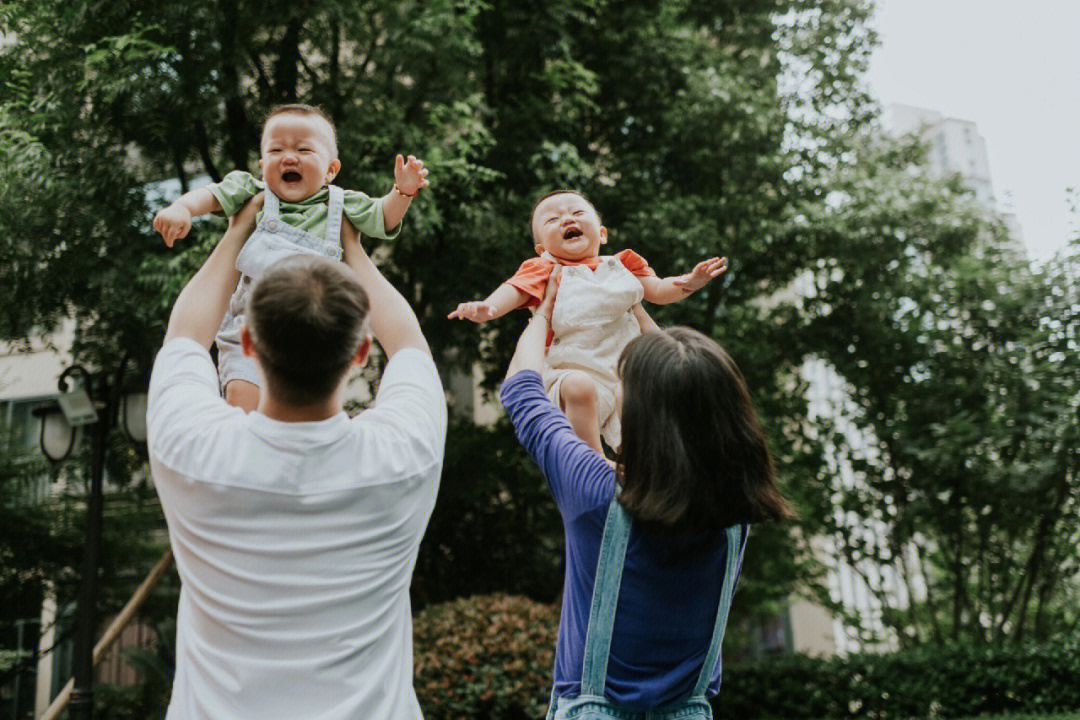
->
[247,255,369,406]
[262,103,338,157]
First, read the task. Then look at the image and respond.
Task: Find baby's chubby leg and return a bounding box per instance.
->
[558,371,605,455]
[225,379,259,412]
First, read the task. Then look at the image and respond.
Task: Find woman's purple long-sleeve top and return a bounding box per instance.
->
[499,370,747,710]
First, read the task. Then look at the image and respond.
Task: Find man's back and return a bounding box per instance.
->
[149,339,446,720]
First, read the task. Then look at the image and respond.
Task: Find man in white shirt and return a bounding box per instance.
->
[147,198,446,720]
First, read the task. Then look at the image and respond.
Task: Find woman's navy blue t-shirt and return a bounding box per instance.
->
[499,370,747,710]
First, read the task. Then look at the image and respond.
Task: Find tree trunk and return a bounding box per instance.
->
[274,15,304,103]
[219,0,252,171]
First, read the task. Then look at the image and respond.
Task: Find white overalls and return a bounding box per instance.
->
[543,252,644,450]
[215,187,346,392]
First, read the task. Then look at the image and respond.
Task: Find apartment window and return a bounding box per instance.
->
[1,399,39,455]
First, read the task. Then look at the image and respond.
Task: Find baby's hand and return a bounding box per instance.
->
[673,256,728,294]
[448,301,498,323]
[394,154,430,196]
[154,203,192,247]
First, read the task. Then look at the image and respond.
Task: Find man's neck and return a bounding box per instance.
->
[256,393,342,422]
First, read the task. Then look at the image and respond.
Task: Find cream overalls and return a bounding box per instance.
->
[215,187,346,392]
[543,251,644,449]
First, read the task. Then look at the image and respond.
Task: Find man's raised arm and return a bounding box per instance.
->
[340,221,431,358]
[164,196,261,347]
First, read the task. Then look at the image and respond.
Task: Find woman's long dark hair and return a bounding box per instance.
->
[615,327,795,549]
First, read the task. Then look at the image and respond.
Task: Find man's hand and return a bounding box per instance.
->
[234,191,265,227]
[448,301,499,323]
[672,256,728,294]
[163,194,261,347]
[394,154,430,196]
[154,203,193,247]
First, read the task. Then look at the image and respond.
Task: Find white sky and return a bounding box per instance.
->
[865,0,1080,260]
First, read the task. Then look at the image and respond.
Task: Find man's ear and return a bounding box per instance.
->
[326,158,342,184]
[353,336,372,368]
[599,226,608,245]
[534,244,544,255]
[241,325,257,358]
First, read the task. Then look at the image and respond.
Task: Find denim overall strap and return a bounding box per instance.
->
[579,493,632,697]
[690,525,745,697]
[324,185,344,244]
[262,187,281,219]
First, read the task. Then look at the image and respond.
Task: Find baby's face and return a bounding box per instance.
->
[532,193,607,261]
[259,114,340,203]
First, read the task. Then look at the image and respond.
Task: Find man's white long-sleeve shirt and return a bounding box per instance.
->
[148,339,446,720]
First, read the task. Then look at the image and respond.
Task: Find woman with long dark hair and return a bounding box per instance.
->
[500,270,794,719]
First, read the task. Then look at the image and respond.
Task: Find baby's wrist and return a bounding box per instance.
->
[172,199,195,216]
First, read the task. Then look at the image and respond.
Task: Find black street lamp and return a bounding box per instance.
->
[33,353,147,720]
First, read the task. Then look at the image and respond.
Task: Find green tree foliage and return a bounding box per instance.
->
[795,132,1080,645]
[1,0,880,645]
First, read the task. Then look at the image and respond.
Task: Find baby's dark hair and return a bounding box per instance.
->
[262,103,338,157]
[530,189,602,238]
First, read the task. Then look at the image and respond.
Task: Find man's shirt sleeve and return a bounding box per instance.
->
[358,349,448,479]
[147,338,237,471]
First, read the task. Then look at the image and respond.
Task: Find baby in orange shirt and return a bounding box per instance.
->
[450,190,726,455]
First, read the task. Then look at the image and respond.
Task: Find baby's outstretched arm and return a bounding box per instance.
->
[448,284,529,323]
[154,187,223,247]
[638,256,727,305]
[381,154,429,232]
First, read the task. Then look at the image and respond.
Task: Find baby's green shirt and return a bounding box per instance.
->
[208,170,399,241]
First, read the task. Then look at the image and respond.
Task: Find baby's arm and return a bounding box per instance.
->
[638,256,727,304]
[381,154,429,232]
[448,284,529,323]
[153,187,223,247]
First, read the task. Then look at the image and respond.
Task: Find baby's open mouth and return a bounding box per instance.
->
[282,171,302,183]
[562,226,583,240]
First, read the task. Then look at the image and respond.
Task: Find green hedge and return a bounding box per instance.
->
[413,594,1080,720]
[715,640,1080,719]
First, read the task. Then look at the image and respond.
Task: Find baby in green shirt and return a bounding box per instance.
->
[153,103,429,410]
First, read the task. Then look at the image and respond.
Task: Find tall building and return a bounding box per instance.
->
[779,104,1025,657]
[887,103,1025,252]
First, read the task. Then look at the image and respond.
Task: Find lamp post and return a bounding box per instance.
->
[34,353,147,720]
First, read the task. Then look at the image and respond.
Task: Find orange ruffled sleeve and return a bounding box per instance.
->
[615,249,656,277]
[503,257,557,308]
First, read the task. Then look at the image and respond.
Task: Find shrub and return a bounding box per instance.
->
[414,594,558,719]
[414,596,1080,720]
[713,639,1080,720]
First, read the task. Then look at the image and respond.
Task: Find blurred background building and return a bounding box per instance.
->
[774,104,1027,658]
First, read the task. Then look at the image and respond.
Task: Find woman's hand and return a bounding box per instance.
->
[533,265,561,321]
[631,302,660,334]
[507,266,560,380]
